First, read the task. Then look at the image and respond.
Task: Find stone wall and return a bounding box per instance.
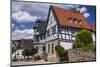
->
[67,49,96,62]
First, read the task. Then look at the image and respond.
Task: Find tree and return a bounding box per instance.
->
[22,46,38,60]
[31,46,38,58]
[22,48,33,57]
[73,30,95,51]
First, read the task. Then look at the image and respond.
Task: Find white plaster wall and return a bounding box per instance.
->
[92,32,96,42]
[72,37,75,40]
[46,9,58,41]
[60,42,73,49]
[12,49,24,60]
[47,10,57,30]
[47,20,57,30]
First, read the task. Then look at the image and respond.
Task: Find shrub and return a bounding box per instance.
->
[22,46,38,59]
[22,48,33,57]
[31,46,38,56]
[55,45,65,57]
[73,30,95,51]
[81,44,96,51]
[34,55,41,61]
[55,45,67,62]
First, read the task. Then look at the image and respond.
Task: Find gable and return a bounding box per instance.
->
[46,9,57,30]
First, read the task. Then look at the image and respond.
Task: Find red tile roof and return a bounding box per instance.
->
[89,24,96,32]
[52,6,91,30]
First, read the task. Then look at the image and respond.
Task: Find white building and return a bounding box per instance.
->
[33,6,96,62]
[12,39,33,60]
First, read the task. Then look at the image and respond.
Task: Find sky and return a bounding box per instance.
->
[12,1,96,40]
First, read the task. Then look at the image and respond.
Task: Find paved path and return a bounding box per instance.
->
[12,60,57,66]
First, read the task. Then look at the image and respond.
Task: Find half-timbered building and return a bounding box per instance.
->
[33,6,96,61]
[12,39,33,60]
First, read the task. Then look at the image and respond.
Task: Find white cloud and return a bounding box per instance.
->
[83,13,90,18]
[80,7,87,13]
[12,1,91,22]
[12,1,49,16]
[12,29,33,40]
[12,11,38,23]
[76,7,90,18]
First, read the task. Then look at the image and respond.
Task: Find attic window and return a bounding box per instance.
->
[68,18,72,23]
[78,20,82,24]
[73,18,77,24]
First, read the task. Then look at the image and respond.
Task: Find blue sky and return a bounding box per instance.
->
[12,1,96,40]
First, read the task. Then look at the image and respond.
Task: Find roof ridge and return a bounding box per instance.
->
[52,5,81,14]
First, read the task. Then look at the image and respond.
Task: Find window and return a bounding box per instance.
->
[69,34,72,43]
[68,17,82,24]
[43,34,45,39]
[36,46,38,50]
[68,18,72,23]
[47,30,50,37]
[52,25,56,34]
[49,17,53,24]
[48,44,50,53]
[34,29,38,32]
[49,28,52,36]
[40,35,42,40]
[35,35,39,41]
[52,44,54,54]
[73,18,77,24]
[72,34,75,37]
[43,46,46,51]
[60,27,66,34]
[78,19,82,24]
[36,24,38,27]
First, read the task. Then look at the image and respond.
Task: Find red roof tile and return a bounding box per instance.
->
[52,6,91,30]
[89,24,96,32]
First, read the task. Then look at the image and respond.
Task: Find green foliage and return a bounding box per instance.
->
[81,44,96,51]
[22,46,38,57]
[31,46,38,55]
[73,30,95,51]
[55,45,68,62]
[22,48,33,56]
[34,55,41,61]
[55,45,65,57]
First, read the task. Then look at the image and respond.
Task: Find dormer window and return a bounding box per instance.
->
[68,18,82,24]
[68,18,72,23]
[78,19,82,24]
[73,18,77,24]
